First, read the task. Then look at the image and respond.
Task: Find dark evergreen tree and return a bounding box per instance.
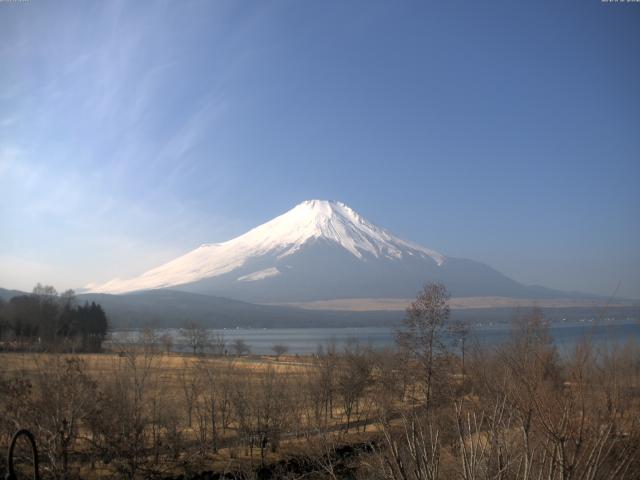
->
[2,285,109,352]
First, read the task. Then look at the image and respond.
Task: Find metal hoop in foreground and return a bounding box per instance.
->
[5,429,39,480]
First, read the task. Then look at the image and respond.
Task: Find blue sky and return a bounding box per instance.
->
[1,0,639,298]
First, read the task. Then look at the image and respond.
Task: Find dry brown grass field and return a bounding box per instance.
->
[2,303,639,479]
[1,346,404,479]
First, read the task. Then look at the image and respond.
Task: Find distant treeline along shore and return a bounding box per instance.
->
[0,284,108,352]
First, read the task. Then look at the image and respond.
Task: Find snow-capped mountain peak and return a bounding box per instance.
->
[233,199,443,261]
[89,200,444,294]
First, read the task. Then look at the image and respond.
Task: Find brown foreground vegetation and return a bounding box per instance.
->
[1,287,639,479]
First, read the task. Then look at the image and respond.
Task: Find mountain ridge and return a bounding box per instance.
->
[86,200,600,303]
[87,199,445,295]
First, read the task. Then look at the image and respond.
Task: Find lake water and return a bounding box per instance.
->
[111,319,640,355]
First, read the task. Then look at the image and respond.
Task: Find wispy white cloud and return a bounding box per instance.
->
[0,116,18,128]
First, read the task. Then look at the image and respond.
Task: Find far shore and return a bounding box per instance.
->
[273,296,638,311]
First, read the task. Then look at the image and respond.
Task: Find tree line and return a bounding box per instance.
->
[0,284,108,352]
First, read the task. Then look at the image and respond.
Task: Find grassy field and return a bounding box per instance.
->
[1,348,393,478]
[2,323,639,479]
[0,351,316,376]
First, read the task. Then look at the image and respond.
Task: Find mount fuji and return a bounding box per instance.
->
[88,200,568,303]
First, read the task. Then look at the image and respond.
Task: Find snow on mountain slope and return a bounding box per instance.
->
[237,267,281,282]
[89,200,445,294]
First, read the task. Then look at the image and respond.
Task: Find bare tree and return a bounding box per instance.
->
[178,360,200,428]
[396,282,450,409]
[314,341,338,428]
[271,343,288,360]
[232,338,251,356]
[210,332,226,356]
[195,358,232,453]
[375,413,441,480]
[231,366,289,466]
[336,342,373,432]
[159,333,173,355]
[449,319,470,382]
[140,325,159,354]
[89,340,161,479]
[27,356,97,479]
[371,348,407,421]
[180,320,210,355]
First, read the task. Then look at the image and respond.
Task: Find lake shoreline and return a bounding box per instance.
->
[108,318,640,355]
